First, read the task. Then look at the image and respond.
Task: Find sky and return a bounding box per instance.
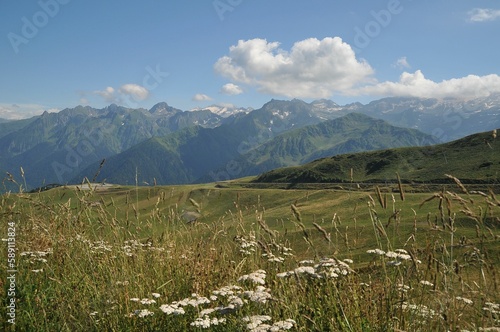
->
[1,0,499,119]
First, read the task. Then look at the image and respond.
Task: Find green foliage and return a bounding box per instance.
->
[255,129,500,184]
[1,178,499,331]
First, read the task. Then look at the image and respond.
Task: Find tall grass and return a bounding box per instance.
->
[1,177,499,331]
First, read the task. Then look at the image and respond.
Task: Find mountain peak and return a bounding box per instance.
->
[149,102,180,115]
[190,104,251,118]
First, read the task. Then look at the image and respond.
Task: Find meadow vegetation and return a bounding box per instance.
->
[1,175,499,331]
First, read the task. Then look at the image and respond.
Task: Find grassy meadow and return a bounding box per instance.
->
[1,176,499,331]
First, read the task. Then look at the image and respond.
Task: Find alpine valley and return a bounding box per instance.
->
[1,94,499,190]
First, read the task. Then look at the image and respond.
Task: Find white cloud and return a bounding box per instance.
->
[354,70,500,100]
[0,104,59,120]
[393,57,410,69]
[119,84,149,101]
[468,8,500,22]
[94,86,116,102]
[94,84,150,105]
[192,93,213,101]
[220,83,243,95]
[214,37,374,98]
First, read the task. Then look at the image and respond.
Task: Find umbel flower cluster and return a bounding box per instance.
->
[126,269,297,330]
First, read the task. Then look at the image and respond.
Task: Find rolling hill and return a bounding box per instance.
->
[253,129,500,184]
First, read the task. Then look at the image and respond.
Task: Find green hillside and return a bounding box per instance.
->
[254,129,500,184]
[202,113,438,180]
[77,113,437,186]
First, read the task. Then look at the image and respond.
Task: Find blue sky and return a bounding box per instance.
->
[1,0,499,119]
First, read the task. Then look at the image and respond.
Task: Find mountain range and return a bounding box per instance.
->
[1,95,499,190]
[74,112,437,185]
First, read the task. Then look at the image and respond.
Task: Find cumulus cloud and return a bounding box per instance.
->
[468,8,500,22]
[354,70,500,100]
[393,57,410,69]
[192,93,213,101]
[0,104,59,120]
[214,37,374,98]
[119,84,149,101]
[94,84,150,105]
[94,86,116,102]
[220,83,243,95]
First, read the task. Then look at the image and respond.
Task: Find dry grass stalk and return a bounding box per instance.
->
[489,189,500,206]
[313,222,331,243]
[189,198,201,213]
[445,174,468,195]
[419,193,442,208]
[291,204,302,222]
[386,209,400,228]
[446,191,469,206]
[92,159,106,182]
[375,186,386,209]
[257,213,276,238]
[396,172,405,201]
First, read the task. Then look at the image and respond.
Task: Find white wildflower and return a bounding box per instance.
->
[386,251,398,258]
[131,309,154,318]
[159,304,185,315]
[151,293,161,298]
[199,308,216,316]
[420,280,434,287]
[402,302,436,318]
[238,270,266,285]
[140,298,156,305]
[212,285,242,297]
[243,315,272,325]
[191,316,226,328]
[387,260,402,266]
[227,295,245,308]
[235,234,258,256]
[397,284,411,292]
[190,316,210,329]
[129,298,140,302]
[483,302,500,314]
[243,286,272,304]
[294,266,318,276]
[367,249,386,255]
[455,296,473,305]
[270,319,296,331]
[263,253,285,263]
[276,271,291,278]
